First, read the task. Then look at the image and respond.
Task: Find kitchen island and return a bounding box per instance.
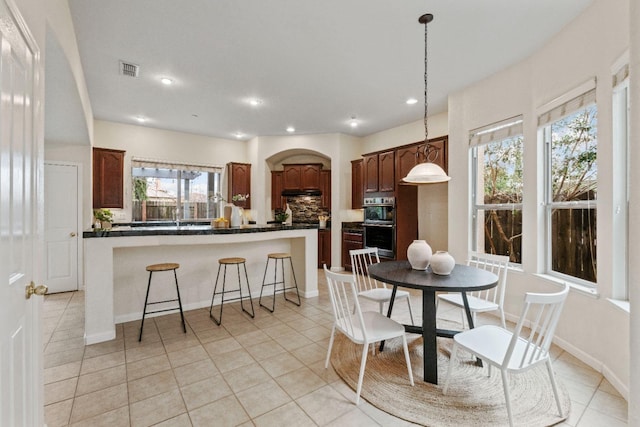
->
[83,224,318,344]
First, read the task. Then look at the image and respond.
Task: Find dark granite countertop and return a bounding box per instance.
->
[83,223,319,238]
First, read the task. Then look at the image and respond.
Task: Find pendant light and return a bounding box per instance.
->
[402,14,451,184]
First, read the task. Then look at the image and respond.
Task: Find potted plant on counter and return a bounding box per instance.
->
[94,208,114,230]
[274,211,289,224]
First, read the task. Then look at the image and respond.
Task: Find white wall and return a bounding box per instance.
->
[448,0,630,398]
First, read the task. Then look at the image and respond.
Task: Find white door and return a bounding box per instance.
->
[0,0,44,426]
[45,163,79,293]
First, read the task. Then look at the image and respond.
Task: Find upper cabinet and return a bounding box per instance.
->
[283,163,322,190]
[351,159,363,209]
[271,171,284,210]
[320,170,331,209]
[227,162,251,208]
[363,150,395,193]
[93,147,125,209]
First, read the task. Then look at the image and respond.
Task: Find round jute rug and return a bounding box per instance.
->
[330,333,570,427]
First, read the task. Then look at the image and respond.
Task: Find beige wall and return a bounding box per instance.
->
[448,0,630,398]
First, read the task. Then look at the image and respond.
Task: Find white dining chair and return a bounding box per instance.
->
[323,266,414,405]
[350,247,415,325]
[443,284,570,427]
[437,251,509,328]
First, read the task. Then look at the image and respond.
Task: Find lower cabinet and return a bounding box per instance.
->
[318,229,331,268]
[342,230,363,271]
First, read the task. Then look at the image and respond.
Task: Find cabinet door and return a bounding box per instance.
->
[283,165,302,190]
[320,170,331,209]
[351,159,363,209]
[418,136,448,173]
[363,154,379,193]
[271,171,284,210]
[341,232,363,271]
[228,163,251,208]
[378,150,395,192]
[318,229,331,268]
[395,145,420,184]
[301,164,321,189]
[93,147,125,209]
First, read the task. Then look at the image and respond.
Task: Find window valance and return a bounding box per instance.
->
[469,115,523,147]
[131,158,224,174]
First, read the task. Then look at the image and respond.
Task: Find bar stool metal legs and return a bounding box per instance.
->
[259,253,301,312]
[139,262,186,342]
[209,257,255,325]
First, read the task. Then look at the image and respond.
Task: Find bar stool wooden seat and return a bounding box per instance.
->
[139,262,186,341]
[209,257,255,325]
[258,252,301,312]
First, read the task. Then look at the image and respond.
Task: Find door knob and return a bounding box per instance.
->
[70,232,77,237]
[25,282,48,299]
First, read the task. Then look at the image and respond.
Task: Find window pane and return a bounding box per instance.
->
[477,209,522,263]
[550,207,597,282]
[550,106,597,202]
[132,166,222,221]
[481,136,523,204]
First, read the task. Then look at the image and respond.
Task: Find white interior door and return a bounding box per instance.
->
[0,0,44,426]
[45,163,79,293]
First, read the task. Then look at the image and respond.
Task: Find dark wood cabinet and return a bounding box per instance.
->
[271,171,284,210]
[421,136,448,174]
[395,144,421,186]
[363,154,378,193]
[318,229,331,268]
[283,164,322,191]
[228,162,251,208]
[93,147,125,209]
[378,150,395,192]
[342,231,363,271]
[320,170,331,209]
[351,159,363,209]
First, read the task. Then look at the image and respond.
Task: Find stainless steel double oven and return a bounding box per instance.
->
[363,196,395,259]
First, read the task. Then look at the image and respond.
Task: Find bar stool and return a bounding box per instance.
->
[139,262,186,342]
[258,253,301,312]
[209,257,255,325]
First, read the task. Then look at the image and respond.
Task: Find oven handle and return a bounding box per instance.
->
[363,223,394,228]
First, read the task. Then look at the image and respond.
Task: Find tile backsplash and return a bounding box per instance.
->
[283,196,330,223]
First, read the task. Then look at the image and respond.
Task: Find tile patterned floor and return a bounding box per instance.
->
[43,270,628,426]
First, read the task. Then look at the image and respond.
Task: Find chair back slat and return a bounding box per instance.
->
[505,284,569,369]
[467,251,509,305]
[324,266,367,342]
[350,247,386,292]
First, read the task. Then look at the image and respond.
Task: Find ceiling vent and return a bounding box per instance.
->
[119,61,139,77]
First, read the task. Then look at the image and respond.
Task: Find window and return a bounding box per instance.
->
[131,159,224,222]
[612,63,629,300]
[470,116,524,263]
[540,89,597,284]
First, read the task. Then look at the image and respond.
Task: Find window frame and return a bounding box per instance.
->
[470,117,524,264]
[541,97,598,287]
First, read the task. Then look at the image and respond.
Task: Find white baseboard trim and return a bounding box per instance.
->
[85,330,116,345]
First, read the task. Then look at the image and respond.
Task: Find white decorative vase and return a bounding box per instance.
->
[430,251,455,275]
[407,240,432,270]
[230,206,242,227]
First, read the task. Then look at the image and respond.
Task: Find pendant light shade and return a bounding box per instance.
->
[402,13,450,185]
[403,161,450,183]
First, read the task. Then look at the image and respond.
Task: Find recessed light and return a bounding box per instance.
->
[249,98,263,107]
[406,98,418,105]
[286,126,295,133]
[349,117,358,128]
[136,116,146,123]
[160,77,173,85]
[234,132,245,139]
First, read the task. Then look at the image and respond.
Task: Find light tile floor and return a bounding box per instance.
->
[43,270,628,426]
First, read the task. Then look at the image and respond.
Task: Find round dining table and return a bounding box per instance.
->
[368,260,498,384]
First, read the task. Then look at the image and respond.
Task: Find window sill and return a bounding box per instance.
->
[534,273,600,298]
[607,298,630,314]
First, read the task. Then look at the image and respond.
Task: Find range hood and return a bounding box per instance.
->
[282,189,322,197]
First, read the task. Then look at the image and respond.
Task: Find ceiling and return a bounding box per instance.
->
[52,0,594,143]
